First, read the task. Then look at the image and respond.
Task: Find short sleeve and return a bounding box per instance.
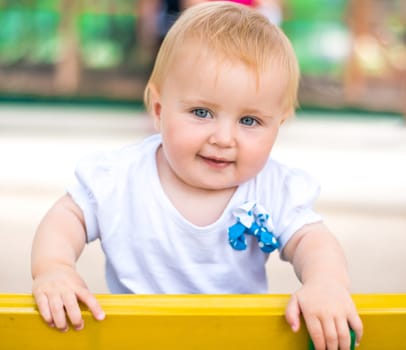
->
[67,151,115,243]
[273,168,323,249]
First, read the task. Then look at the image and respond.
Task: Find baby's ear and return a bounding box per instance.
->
[147,83,162,131]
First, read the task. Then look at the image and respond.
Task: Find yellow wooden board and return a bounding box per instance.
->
[0,294,405,349]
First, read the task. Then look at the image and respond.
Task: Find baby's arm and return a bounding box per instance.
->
[282,222,363,350]
[31,194,105,331]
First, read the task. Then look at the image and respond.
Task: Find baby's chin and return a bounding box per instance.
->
[187,181,240,193]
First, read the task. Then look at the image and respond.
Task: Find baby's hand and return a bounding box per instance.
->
[32,265,105,332]
[285,280,363,350]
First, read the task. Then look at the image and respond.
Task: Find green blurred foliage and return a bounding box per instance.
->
[282,21,351,76]
[79,14,136,69]
[0,0,59,10]
[285,0,347,21]
[0,8,60,65]
[283,0,350,77]
[0,0,403,79]
[0,0,137,68]
[0,0,61,65]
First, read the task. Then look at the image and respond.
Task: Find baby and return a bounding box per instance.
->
[31,2,363,349]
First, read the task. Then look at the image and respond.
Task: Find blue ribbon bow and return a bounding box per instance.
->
[228,202,279,254]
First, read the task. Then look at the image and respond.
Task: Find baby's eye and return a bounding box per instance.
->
[192,108,211,119]
[240,116,258,126]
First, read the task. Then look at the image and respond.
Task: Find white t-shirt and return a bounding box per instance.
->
[68,134,322,294]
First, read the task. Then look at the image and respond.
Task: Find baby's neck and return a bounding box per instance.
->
[168,185,237,226]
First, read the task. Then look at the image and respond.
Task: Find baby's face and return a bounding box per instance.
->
[150,51,290,192]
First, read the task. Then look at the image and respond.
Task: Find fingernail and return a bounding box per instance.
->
[75,323,84,331]
[96,311,106,321]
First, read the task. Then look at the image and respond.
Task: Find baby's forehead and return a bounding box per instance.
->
[163,48,289,102]
[170,39,276,76]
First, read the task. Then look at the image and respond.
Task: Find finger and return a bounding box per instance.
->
[348,310,363,346]
[285,294,301,332]
[76,288,105,321]
[305,317,325,350]
[336,319,351,350]
[34,293,54,327]
[321,318,338,350]
[62,292,84,331]
[48,294,68,332]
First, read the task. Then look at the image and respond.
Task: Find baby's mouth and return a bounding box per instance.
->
[199,155,234,168]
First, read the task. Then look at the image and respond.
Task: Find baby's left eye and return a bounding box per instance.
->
[240,116,258,126]
[192,108,211,119]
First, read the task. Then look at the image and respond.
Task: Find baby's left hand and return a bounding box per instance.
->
[285,279,363,350]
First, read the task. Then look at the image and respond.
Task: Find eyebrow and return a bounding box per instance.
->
[246,108,274,116]
[179,98,220,109]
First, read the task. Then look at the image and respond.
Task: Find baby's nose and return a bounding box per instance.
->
[209,121,236,147]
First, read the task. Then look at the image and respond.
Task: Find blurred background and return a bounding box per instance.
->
[0,0,405,111]
[0,0,405,294]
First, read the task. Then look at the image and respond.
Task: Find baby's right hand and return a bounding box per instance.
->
[32,265,105,332]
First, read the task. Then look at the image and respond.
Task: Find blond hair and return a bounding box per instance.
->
[144,1,299,114]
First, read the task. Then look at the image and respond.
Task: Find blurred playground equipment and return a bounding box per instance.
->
[1,294,405,349]
[0,0,404,115]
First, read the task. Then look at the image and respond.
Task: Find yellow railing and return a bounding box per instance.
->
[0,294,405,349]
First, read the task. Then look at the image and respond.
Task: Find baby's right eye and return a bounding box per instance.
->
[192,108,211,119]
